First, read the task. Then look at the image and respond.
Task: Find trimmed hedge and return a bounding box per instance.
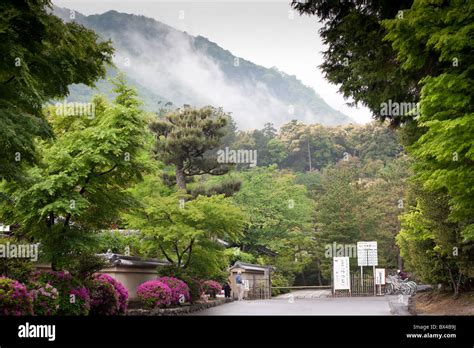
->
[137,280,172,309]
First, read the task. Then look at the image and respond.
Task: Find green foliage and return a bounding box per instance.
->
[271,272,291,296]
[279,121,336,171]
[292,0,416,126]
[296,0,474,294]
[231,121,402,172]
[184,244,229,282]
[0,237,34,283]
[232,166,314,285]
[0,258,33,285]
[64,252,108,282]
[384,0,474,241]
[96,230,145,256]
[397,183,473,295]
[0,77,152,269]
[124,173,245,273]
[223,247,255,265]
[384,0,474,293]
[309,156,410,282]
[0,0,113,180]
[149,106,232,190]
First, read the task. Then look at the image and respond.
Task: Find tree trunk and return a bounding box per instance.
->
[175,164,186,190]
[316,259,323,286]
[397,250,403,270]
[447,265,461,300]
[301,270,307,286]
[48,212,59,271]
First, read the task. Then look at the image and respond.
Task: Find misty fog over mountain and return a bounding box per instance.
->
[54,7,353,130]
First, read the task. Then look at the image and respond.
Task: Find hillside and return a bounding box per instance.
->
[53,7,353,129]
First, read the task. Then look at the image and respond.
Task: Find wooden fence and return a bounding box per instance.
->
[245,279,271,300]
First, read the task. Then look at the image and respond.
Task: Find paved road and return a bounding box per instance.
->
[191,296,395,315]
[275,289,332,299]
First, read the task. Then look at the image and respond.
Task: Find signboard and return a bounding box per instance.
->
[243,280,250,291]
[357,241,378,266]
[0,224,9,232]
[375,268,386,285]
[333,257,350,290]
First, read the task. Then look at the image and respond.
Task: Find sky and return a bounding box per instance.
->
[53,0,372,124]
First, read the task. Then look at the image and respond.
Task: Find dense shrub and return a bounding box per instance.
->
[28,281,60,316]
[0,238,34,284]
[0,277,33,315]
[32,271,90,315]
[88,277,120,316]
[178,274,202,303]
[201,280,222,298]
[157,276,190,305]
[136,280,171,308]
[66,252,108,281]
[94,274,128,313]
[0,259,34,284]
[96,230,143,255]
[271,272,291,296]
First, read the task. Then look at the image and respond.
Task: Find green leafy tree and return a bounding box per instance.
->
[397,183,473,298]
[0,78,151,269]
[279,121,336,171]
[124,174,245,272]
[384,0,474,241]
[231,166,315,284]
[314,159,368,279]
[292,0,416,126]
[0,0,113,180]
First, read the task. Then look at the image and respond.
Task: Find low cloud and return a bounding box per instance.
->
[110,29,293,130]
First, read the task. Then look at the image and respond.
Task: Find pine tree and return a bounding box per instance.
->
[149,106,231,190]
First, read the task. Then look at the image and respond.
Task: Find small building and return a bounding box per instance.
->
[229,261,273,300]
[35,253,170,300]
[99,253,170,299]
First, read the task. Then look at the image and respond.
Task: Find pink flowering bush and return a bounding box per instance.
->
[88,277,120,316]
[157,276,190,305]
[202,280,222,298]
[28,281,60,316]
[178,274,202,303]
[0,277,33,315]
[32,271,90,315]
[94,274,128,313]
[137,280,172,309]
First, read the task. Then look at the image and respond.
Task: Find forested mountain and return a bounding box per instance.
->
[52,7,352,129]
[185,120,409,287]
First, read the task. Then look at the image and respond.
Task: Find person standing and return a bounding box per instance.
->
[223,281,231,298]
[236,270,244,300]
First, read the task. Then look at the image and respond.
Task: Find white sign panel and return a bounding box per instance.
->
[243,280,250,291]
[357,241,378,266]
[0,224,9,232]
[375,268,386,285]
[333,257,350,290]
